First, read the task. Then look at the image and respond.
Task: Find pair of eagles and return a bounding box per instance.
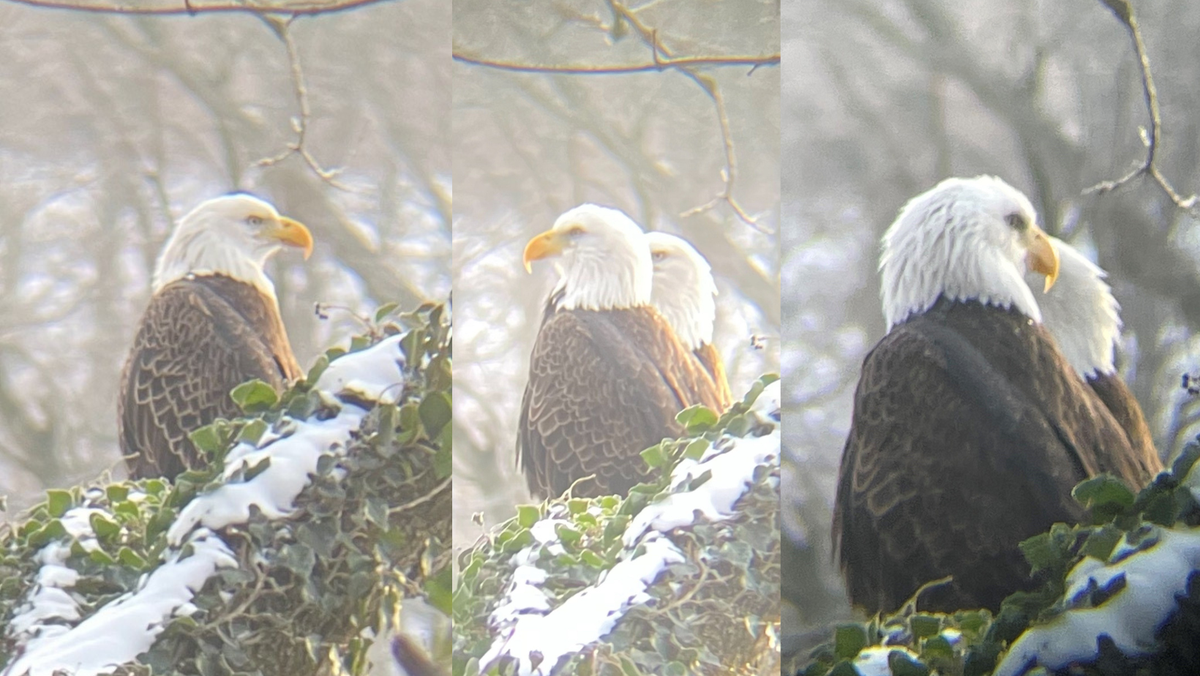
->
[120,197,729,505]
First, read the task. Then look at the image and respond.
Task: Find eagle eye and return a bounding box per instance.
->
[1005,213,1026,231]
[247,215,264,226]
[565,225,585,239]
[651,250,667,262]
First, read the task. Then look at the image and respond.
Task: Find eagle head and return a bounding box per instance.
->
[646,231,717,350]
[880,175,1060,329]
[522,203,651,311]
[152,194,313,299]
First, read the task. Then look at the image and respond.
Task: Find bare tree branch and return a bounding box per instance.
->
[256,15,358,192]
[451,51,780,74]
[456,0,777,231]
[0,0,387,15]
[1084,0,1198,209]
[607,2,771,230]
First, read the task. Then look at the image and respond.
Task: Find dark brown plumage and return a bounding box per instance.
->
[1088,372,1160,478]
[120,274,303,480]
[518,302,722,500]
[118,193,311,480]
[834,300,1157,613]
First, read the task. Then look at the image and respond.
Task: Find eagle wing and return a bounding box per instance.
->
[1088,373,1162,479]
[518,307,711,499]
[694,342,733,411]
[833,309,1126,613]
[119,277,300,480]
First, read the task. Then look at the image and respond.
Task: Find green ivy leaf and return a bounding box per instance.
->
[1073,474,1135,514]
[305,353,330,385]
[419,391,452,437]
[230,379,279,412]
[675,405,718,433]
[434,426,452,479]
[118,546,147,569]
[46,489,72,518]
[833,623,867,660]
[683,438,709,461]
[106,485,129,503]
[426,565,452,616]
[90,513,121,542]
[189,424,222,455]
[640,443,666,469]
[555,524,583,546]
[27,519,68,548]
[374,302,400,323]
[889,650,932,676]
[516,505,540,529]
[909,614,940,639]
[238,419,269,445]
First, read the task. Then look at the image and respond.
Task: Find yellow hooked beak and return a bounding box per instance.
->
[263,216,314,260]
[522,229,567,273]
[1026,228,1059,292]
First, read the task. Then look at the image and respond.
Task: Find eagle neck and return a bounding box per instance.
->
[153,229,278,304]
[881,235,1040,331]
[1027,243,1119,379]
[551,247,651,312]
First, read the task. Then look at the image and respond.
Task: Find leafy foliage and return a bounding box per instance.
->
[0,302,451,676]
[793,442,1200,676]
[453,375,781,676]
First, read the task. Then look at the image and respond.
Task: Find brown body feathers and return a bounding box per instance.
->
[119,274,302,480]
[518,303,722,500]
[834,300,1158,614]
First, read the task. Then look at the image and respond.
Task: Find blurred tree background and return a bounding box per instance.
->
[451,0,780,549]
[783,0,1200,660]
[0,2,450,672]
[0,1,449,500]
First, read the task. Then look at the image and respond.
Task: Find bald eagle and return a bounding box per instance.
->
[518,204,723,499]
[119,194,313,480]
[1026,237,1161,475]
[833,176,1156,614]
[647,232,733,411]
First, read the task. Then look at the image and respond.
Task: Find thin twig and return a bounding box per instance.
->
[451,51,780,75]
[607,3,770,230]
[389,476,451,516]
[1084,0,1197,209]
[459,0,773,231]
[0,0,386,14]
[677,70,770,232]
[255,15,357,192]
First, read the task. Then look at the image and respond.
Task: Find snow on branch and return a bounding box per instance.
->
[0,303,452,676]
[456,377,781,675]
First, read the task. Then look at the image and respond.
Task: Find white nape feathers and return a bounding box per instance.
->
[646,232,718,351]
[153,193,313,301]
[1026,237,1122,379]
[880,175,1059,330]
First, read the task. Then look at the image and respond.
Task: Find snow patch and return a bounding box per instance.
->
[995,527,1200,676]
[482,380,780,675]
[482,535,685,675]
[167,336,405,545]
[315,334,406,404]
[624,380,781,545]
[853,646,921,676]
[2,336,406,676]
[3,531,236,676]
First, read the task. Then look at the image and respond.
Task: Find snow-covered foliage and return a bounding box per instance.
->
[0,303,451,676]
[793,441,1200,676]
[454,376,781,676]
